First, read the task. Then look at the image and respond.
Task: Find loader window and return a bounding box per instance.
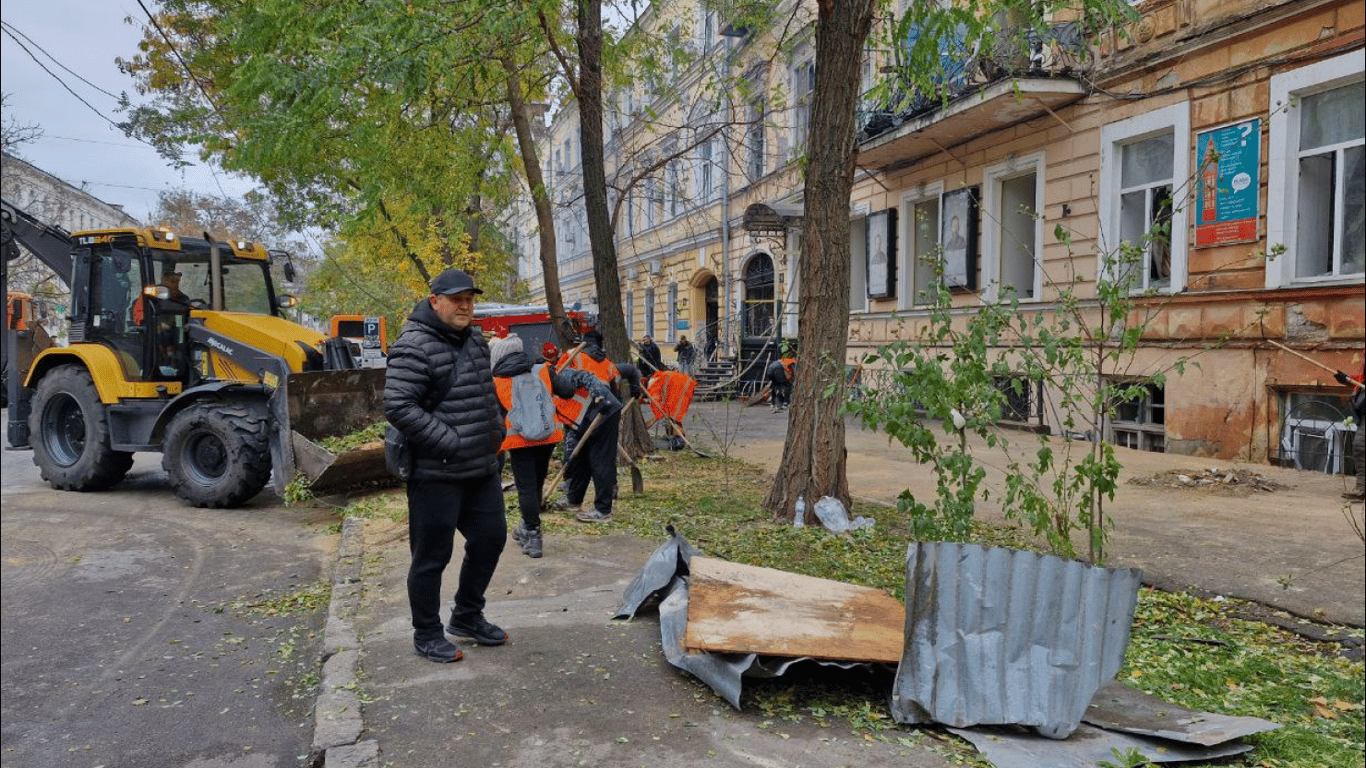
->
[222,263,272,315]
[89,248,147,378]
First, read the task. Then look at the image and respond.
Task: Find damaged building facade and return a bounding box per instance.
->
[507,0,1364,473]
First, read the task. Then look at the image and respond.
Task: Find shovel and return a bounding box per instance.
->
[542,410,606,507]
[616,397,646,492]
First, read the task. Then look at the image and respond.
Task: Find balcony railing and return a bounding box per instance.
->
[859,20,1095,142]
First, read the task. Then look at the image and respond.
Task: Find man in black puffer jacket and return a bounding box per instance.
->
[384,268,508,663]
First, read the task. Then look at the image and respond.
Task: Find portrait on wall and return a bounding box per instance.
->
[866,207,897,299]
[941,187,979,290]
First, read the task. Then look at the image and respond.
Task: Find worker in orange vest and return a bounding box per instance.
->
[766,357,797,413]
[556,329,624,523]
[490,333,616,557]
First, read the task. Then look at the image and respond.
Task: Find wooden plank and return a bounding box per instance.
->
[684,556,906,663]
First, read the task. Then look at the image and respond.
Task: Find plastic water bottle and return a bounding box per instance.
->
[793,497,806,528]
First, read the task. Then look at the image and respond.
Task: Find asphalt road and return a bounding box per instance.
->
[1,418,338,768]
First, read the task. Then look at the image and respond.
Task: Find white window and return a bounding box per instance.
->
[667,282,678,341]
[791,57,815,162]
[1278,391,1355,474]
[1267,51,1365,287]
[624,291,635,338]
[698,136,715,202]
[645,286,656,338]
[747,68,767,181]
[982,154,1045,301]
[849,203,870,312]
[1107,378,1165,453]
[899,183,944,309]
[1099,102,1191,294]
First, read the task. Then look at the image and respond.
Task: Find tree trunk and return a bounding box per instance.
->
[576,0,653,457]
[504,57,577,348]
[764,0,875,522]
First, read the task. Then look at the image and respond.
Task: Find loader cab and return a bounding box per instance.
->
[69,230,283,384]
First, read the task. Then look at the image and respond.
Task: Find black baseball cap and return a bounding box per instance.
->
[430,268,483,296]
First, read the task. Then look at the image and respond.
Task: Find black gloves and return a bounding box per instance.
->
[1335,370,1352,386]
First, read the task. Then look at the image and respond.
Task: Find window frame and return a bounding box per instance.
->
[981,152,1047,303]
[1099,101,1191,295]
[1106,377,1166,453]
[898,182,945,310]
[1266,50,1366,288]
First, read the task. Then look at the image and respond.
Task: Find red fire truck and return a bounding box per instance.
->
[473,303,595,361]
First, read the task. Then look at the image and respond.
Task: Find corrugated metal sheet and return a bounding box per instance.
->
[1084,680,1280,745]
[892,542,1142,738]
[948,724,1253,768]
[613,525,698,620]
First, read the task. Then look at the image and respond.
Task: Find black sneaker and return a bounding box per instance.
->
[446,614,509,646]
[512,524,530,545]
[414,636,463,663]
[575,509,612,523]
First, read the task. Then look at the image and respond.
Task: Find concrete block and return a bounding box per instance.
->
[1327,296,1366,338]
[1168,306,1202,338]
[313,687,364,752]
[324,740,379,768]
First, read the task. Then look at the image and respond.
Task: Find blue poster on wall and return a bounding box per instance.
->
[1195,119,1261,247]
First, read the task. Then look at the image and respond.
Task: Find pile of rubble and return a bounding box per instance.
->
[1127,467,1289,494]
[616,528,1279,768]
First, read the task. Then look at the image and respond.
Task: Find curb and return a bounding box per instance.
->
[310,516,378,768]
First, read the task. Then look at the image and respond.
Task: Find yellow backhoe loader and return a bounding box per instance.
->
[1,199,389,507]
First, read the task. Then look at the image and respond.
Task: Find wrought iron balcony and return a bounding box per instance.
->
[856,21,1096,172]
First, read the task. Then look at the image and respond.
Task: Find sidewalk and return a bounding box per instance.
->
[311,400,1364,767]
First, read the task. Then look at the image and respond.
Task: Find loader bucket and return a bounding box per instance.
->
[272,368,394,496]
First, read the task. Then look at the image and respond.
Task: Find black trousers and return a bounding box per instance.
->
[566,412,620,515]
[768,372,792,407]
[509,442,555,530]
[1354,410,1365,492]
[406,473,506,641]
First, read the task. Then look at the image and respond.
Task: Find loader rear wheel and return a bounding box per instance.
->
[29,365,134,491]
[163,401,272,508]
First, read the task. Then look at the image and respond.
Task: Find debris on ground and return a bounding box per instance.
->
[617,532,1280,767]
[1126,467,1290,495]
[813,495,875,531]
[893,542,1142,739]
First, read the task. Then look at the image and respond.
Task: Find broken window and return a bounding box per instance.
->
[1276,391,1355,475]
[993,374,1036,424]
[1107,378,1165,452]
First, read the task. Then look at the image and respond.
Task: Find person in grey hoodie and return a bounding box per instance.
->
[384,269,507,663]
[488,333,616,558]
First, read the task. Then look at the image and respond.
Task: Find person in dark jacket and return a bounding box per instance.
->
[557,329,622,523]
[637,335,665,379]
[489,333,615,558]
[674,335,697,376]
[766,357,795,412]
[384,268,508,663]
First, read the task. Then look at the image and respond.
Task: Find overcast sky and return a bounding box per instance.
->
[2,1,256,224]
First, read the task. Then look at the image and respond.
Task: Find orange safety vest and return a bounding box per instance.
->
[555,350,620,431]
[646,371,697,423]
[495,365,563,451]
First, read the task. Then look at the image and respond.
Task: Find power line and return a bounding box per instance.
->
[1,25,125,132]
[0,20,120,100]
[44,134,148,149]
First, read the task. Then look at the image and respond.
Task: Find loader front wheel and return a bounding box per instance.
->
[163,401,272,508]
[30,365,134,491]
